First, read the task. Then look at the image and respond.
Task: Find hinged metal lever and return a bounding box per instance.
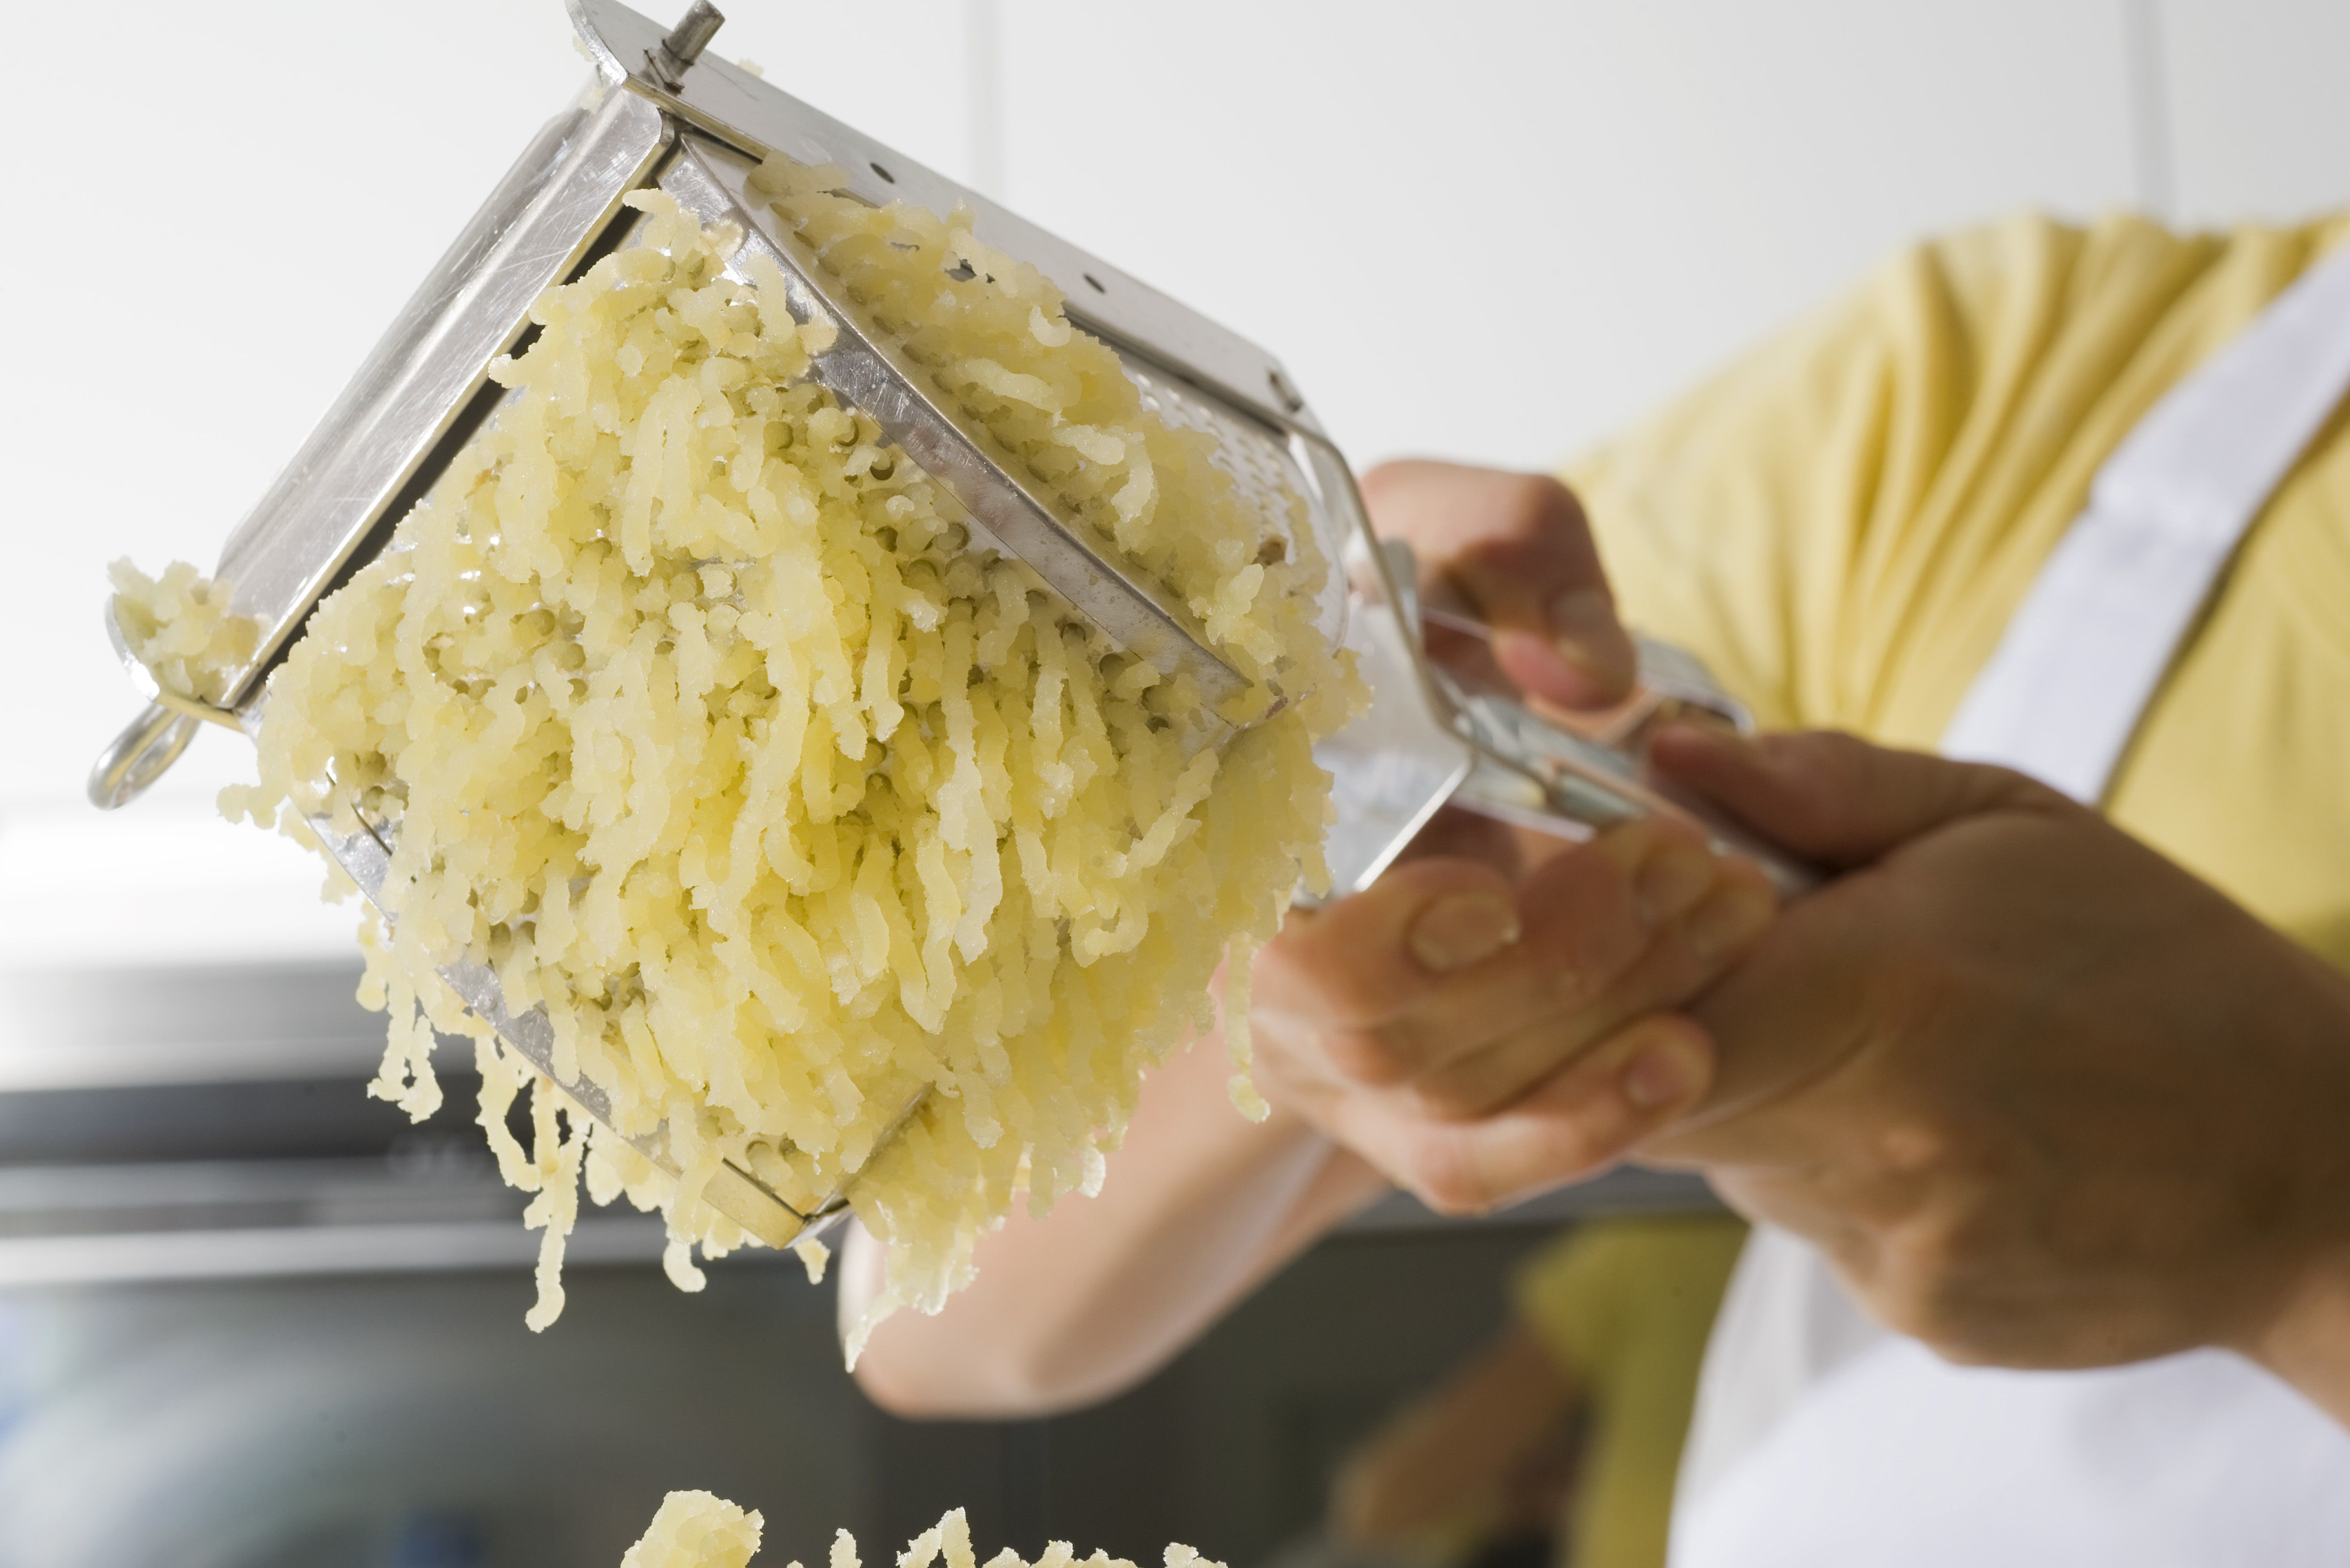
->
[1375,539,1817,900]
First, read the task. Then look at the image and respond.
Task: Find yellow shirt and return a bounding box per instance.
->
[1516,211,2350,1564]
[1513,1217,1747,1568]
[1570,211,2350,964]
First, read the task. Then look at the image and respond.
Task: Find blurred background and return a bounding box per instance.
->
[0,1,2345,1564]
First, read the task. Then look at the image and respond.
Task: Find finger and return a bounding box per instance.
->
[1326,1014,1718,1215]
[1641,894,1888,1152]
[1409,857,1775,1117]
[1270,818,1729,1091]
[1649,724,2054,869]
[1257,856,1523,1037]
[1359,459,1637,707]
[1357,818,1693,1067]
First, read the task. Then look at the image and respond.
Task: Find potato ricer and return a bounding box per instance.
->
[91,0,1804,1251]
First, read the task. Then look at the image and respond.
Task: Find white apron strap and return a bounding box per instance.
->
[1942,235,2350,800]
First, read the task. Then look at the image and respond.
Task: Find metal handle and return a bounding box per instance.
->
[88,704,202,811]
[89,601,249,810]
[1319,535,1818,901]
[1441,678,1821,901]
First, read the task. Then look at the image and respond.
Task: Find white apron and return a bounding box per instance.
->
[1670,233,2350,1565]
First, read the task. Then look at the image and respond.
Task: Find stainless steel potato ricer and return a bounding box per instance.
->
[91,0,1805,1252]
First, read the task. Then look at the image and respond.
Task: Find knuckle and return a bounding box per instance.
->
[1391,1126,1515,1216]
[1542,1115,1612,1181]
[1407,1151,1496,1218]
[1642,926,1721,1008]
[1475,475,1574,558]
[1492,471,1559,525]
[1872,1115,1952,1176]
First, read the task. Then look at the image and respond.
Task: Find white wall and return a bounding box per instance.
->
[2161,0,2350,221]
[1,0,2342,968]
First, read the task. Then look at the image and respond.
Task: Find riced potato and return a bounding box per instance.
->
[621,1497,1222,1568]
[113,162,1358,1348]
[624,1492,763,1568]
[108,558,258,708]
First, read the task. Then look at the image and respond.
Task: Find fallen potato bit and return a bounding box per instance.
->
[622,1498,1223,1568]
[624,1492,763,1568]
[112,164,1359,1353]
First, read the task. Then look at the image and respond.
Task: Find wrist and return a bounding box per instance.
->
[2242,953,2350,1428]
[2253,1239,2350,1429]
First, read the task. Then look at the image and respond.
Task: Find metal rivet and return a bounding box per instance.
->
[871,161,897,184]
[1083,273,1107,293]
[650,0,725,87]
[663,1,725,65]
[1268,367,1306,413]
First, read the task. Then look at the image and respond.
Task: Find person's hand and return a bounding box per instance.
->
[1358,459,1640,710]
[1640,725,2350,1418]
[1247,460,1777,1215]
[1251,817,1774,1213]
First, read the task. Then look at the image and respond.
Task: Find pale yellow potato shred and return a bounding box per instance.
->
[117,164,1357,1344]
[622,1497,1223,1568]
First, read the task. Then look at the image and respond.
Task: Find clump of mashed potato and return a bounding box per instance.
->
[108,558,258,709]
[119,168,1356,1344]
[624,1492,763,1568]
[622,1497,1223,1568]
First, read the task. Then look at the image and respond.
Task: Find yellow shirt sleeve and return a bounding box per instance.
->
[1564,210,2350,963]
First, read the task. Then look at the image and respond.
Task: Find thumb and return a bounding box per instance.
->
[1649,725,2049,869]
[1358,461,1638,707]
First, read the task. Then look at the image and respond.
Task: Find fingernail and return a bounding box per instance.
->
[1408,894,1522,974]
[1686,887,1773,964]
[1548,587,1637,690]
[1634,838,1715,925]
[1623,1027,1706,1111]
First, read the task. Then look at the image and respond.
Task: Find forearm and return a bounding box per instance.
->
[845,1029,1391,1416]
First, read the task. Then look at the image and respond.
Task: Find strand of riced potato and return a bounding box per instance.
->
[621,1495,1223,1568]
[745,157,1319,708]
[115,168,1361,1349]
